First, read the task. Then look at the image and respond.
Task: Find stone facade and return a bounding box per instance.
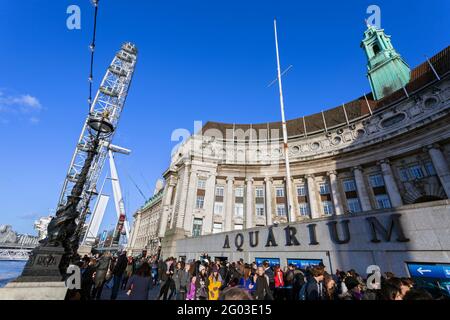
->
[128,44,450,275]
[127,190,163,256]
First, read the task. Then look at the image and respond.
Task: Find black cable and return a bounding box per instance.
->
[88,0,99,112]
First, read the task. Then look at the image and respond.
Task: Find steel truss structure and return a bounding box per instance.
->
[57,43,138,232]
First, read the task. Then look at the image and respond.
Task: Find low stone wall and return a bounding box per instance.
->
[173,200,450,276]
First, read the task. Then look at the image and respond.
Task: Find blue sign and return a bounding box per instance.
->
[407,263,450,279]
[255,257,280,267]
[287,259,323,269]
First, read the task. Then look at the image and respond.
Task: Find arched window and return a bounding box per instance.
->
[372,43,381,55]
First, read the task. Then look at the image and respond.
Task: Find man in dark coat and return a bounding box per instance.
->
[254,266,273,300]
[110,251,128,300]
[305,266,325,300]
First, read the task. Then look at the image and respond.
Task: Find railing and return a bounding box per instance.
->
[0,249,31,261]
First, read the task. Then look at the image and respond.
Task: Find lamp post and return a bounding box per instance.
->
[17,112,114,282]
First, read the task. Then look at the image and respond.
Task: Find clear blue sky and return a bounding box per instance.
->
[0,0,448,235]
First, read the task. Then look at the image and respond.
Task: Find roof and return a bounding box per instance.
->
[140,189,164,211]
[202,46,450,139]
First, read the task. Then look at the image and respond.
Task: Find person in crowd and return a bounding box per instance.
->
[263,261,275,293]
[400,278,414,298]
[110,250,128,300]
[284,264,295,300]
[380,282,403,300]
[239,264,255,295]
[92,251,111,300]
[121,256,135,290]
[337,271,349,298]
[219,287,253,300]
[254,266,274,300]
[158,257,176,300]
[340,276,364,300]
[323,274,338,300]
[186,275,197,300]
[403,288,433,300]
[196,264,209,300]
[304,265,325,300]
[151,260,159,286]
[274,265,284,300]
[293,266,305,300]
[80,257,96,300]
[125,262,152,300]
[174,261,191,300]
[208,265,223,300]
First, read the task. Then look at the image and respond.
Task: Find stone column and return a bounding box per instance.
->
[306,174,320,219]
[157,176,176,238]
[245,177,254,229]
[128,213,141,253]
[224,177,234,231]
[182,169,198,235]
[378,159,403,207]
[327,170,344,215]
[425,144,450,198]
[352,166,372,211]
[203,173,217,235]
[175,161,191,229]
[264,177,273,226]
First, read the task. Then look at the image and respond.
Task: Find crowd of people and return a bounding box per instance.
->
[70,251,447,301]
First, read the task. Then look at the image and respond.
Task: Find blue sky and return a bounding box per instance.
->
[0,0,448,235]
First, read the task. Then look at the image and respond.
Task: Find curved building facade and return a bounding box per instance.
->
[131,27,450,275]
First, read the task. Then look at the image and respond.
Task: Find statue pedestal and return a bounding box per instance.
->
[0,245,70,300]
[0,281,67,300]
[16,245,66,282]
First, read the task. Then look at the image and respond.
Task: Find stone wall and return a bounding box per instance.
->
[173,200,450,277]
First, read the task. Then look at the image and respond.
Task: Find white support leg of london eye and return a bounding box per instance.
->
[82,145,131,246]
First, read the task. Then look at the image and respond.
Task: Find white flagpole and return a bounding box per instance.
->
[274,18,295,223]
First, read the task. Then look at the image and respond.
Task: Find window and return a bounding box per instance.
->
[256,204,265,216]
[399,168,409,182]
[424,161,436,176]
[375,194,391,209]
[343,179,356,192]
[322,201,334,215]
[369,174,385,188]
[347,198,361,213]
[255,187,264,198]
[234,224,243,230]
[195,196,204,209]
[319,183,330,194]
[213,223,222,234]
[297,185,306,196]
[215,186,224,197]
[192,218,203,237]
[214,202,224,215]
[234,203,244,216]
[276,187,284,197]
[235,187,244,198]
[276,204,286,216]
[409,165,425,179]
[299,203,309,216]
[197,179,206,189]
[372,43,381,55]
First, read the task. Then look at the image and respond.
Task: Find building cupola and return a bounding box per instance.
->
[361,23,411,100]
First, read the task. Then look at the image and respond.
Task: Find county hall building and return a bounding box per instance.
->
[128,25,450,277]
